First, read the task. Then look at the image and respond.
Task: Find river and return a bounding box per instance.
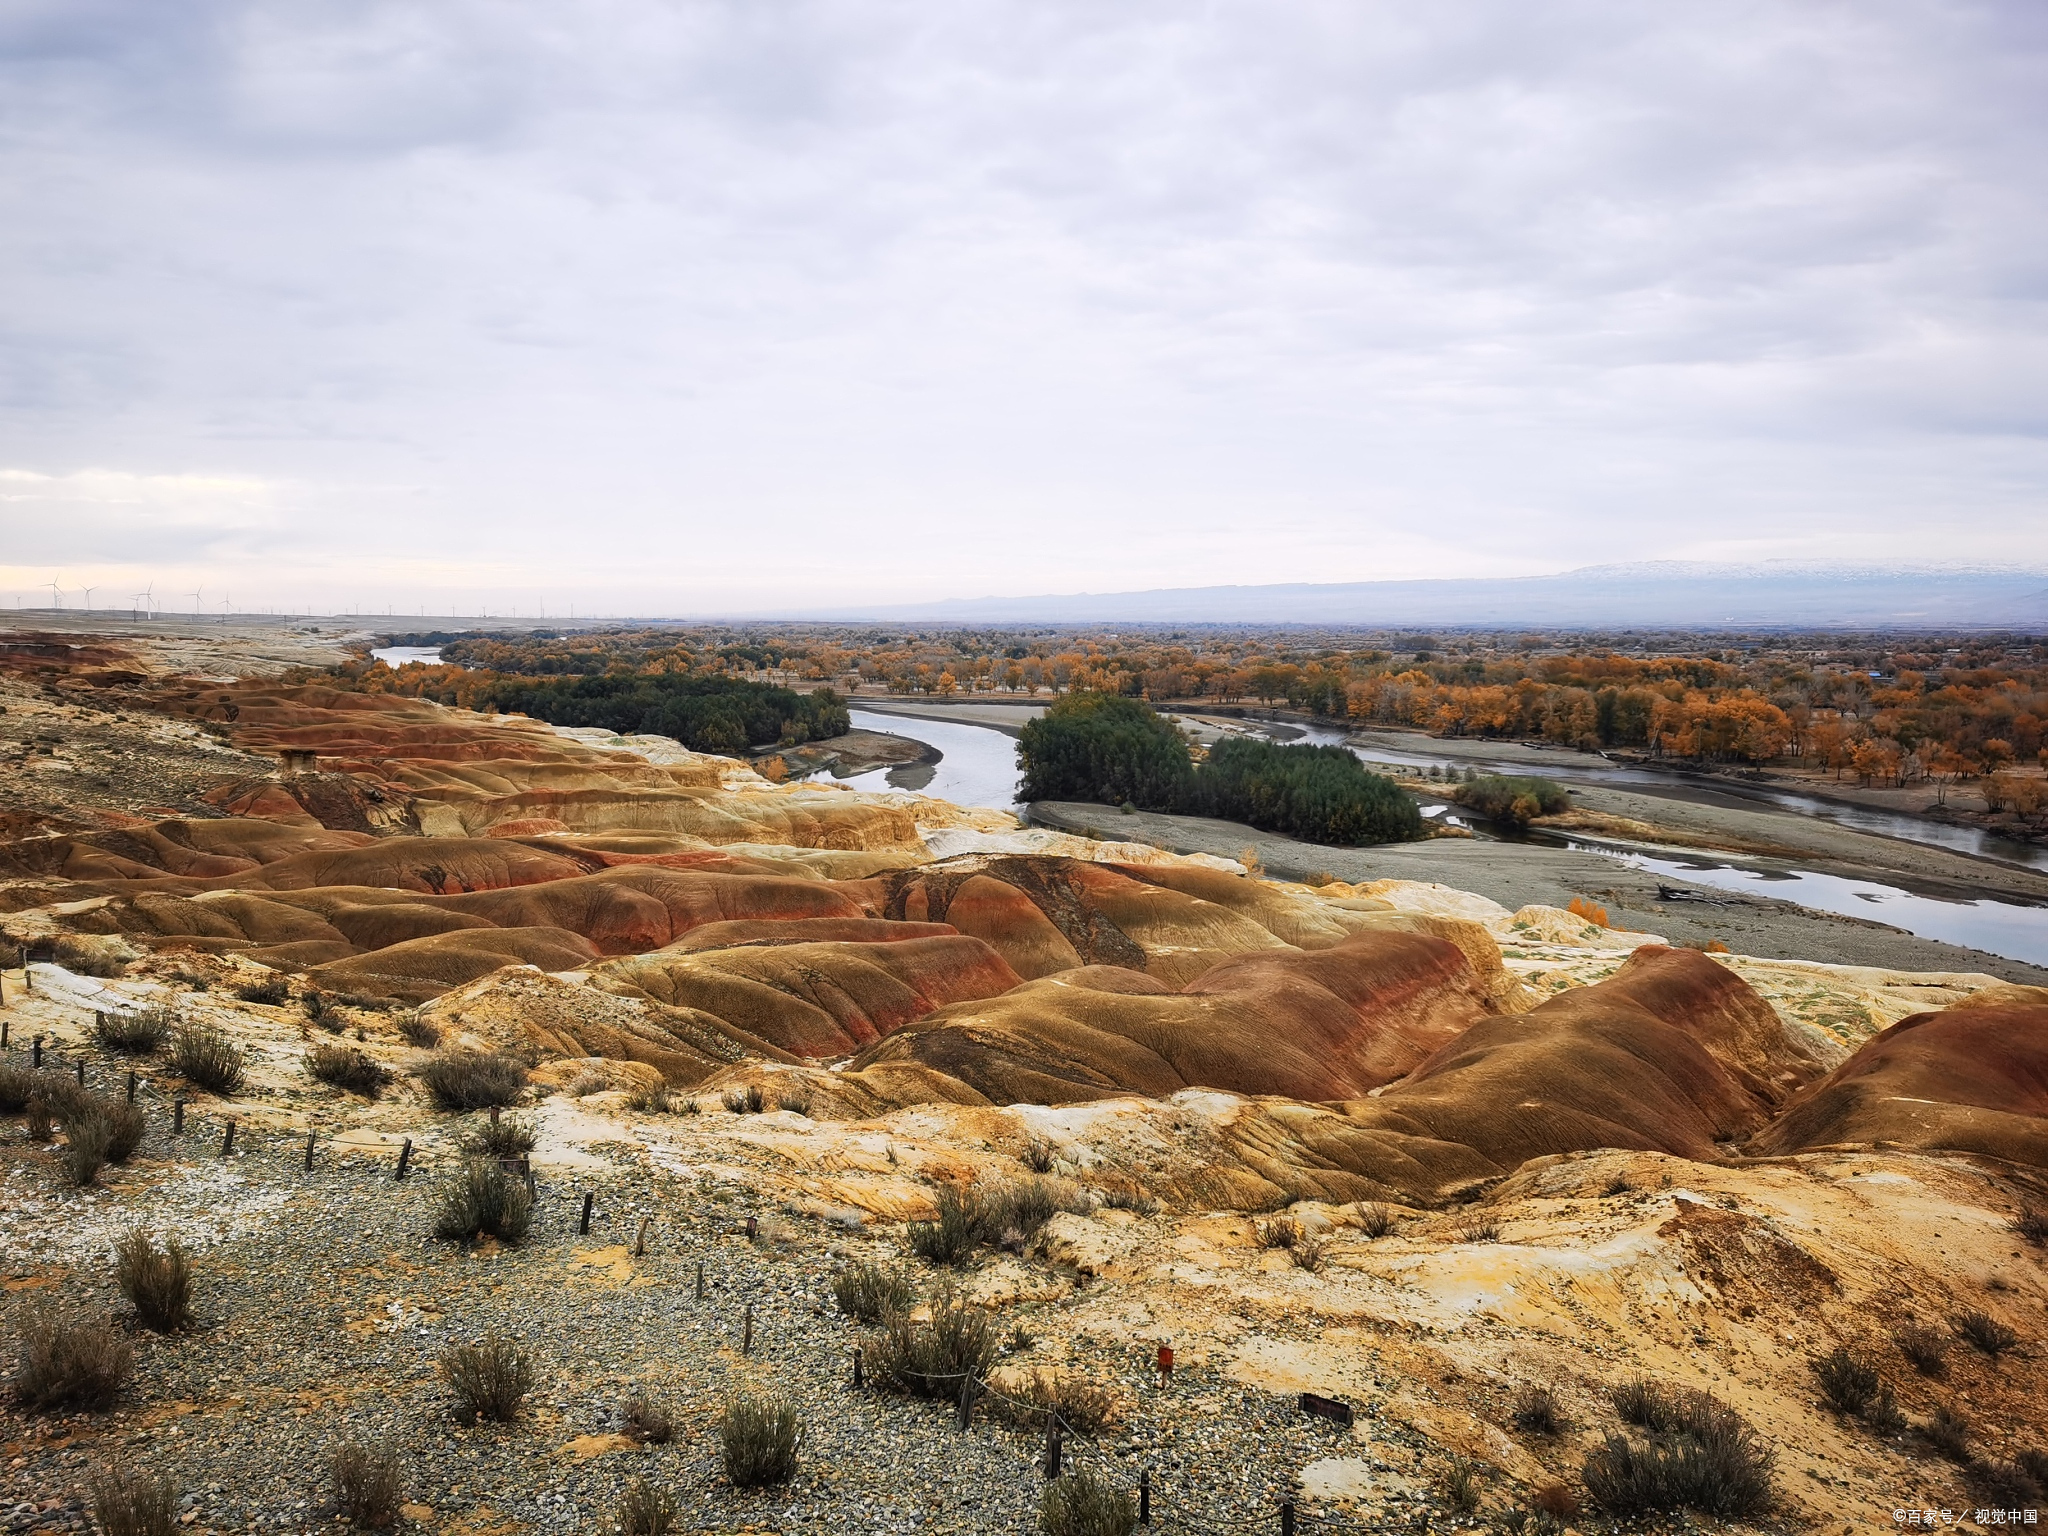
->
[838,702,2048,968]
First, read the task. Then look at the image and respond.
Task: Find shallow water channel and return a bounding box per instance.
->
[842,704,2048,968]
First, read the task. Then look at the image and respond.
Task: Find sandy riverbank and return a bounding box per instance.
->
[1029,800,2048,985]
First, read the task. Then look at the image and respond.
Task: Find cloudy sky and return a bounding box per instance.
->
[2,1,2044,616]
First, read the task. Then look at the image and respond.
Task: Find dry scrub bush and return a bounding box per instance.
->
[1021,1139,1057,1174]
[439,1334,533,1422]
[871,1284,998,1397]
[1039,1467,1136,1536]
[465,1113,537,1159]
[1583,1387,1774,1516]
[115,1231,191,1333]
[620,1392,674,1444]
[618,1480,678,1536]
[1442,1456,1484,1513]
[418,1050,527,1110]
[908,1179,1078,1264]
[331,1440,403,1529]
[51,936,128,978]
[1969,1459,2046,1509]
[309,1043,389,1097]
[1895,1323,1949,1375]
[60,1103,116,1186]
[87,1464,177,1536]
[1458,1218,1503,1244]
[1512,1384,1567,1436]
[233,977,291,1006]
[775,1087,812,1117]
[625,1081,675,1114]
[1096,1182,1159,1216]
[1256,1215,1301,1250]
[723,1083,766,1114]
[1289,1236,1329,1272]
[720,1388,801,1488]
[395,1012,441,1048]
[2015,1206,2048,1245]
[831,1261,916,1323]
[13,1310,132,1410]
[0,1062,35,1113]
[95,1008,172,1054]
[172,1024,244,1094]
[1814,1348,1880,1415]
[434,1158,532,1244]
[1354,1202,1396,1238]
[1009,1370,1115,1435]
[1924,1404,1972,1462]
[1956,1310,2018,1356]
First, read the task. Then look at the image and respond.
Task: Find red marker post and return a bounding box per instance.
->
[1157,1345,1174,1388]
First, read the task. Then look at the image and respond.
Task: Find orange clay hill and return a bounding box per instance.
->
[2,633,2045,1530]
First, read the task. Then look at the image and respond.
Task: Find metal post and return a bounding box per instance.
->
[1044,1416,1062,1478]
[1279,1501,1294,1536]
[579,1191,594,1235]
[1,1020,8,1048]
[853,1345,863,1390]
[33,1034,42,1068]
[1139,1468,1150,1524]
[394,1138,413,1180]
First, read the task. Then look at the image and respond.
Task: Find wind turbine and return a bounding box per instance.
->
[219,594,232,621]
[80,586,95,612]
[187,584,203,616]
[45,577,62,610]
[132,583,153,620]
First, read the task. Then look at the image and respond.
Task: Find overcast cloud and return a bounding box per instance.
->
[1,1,2044,615]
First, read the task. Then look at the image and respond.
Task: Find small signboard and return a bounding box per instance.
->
[1298,1392,1355,1428]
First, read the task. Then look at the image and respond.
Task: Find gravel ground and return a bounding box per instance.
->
[0,1057,1475,1536]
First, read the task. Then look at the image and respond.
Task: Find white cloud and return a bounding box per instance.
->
[0,1,2044,613]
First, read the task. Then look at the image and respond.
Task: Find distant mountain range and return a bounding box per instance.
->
[804,563,2048,630]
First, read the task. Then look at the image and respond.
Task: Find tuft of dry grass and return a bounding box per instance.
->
[1021,1139,1057,1174]
[1039,1466,1136,1536]
[1582,1389,1774,1516]
[95,1008,173,1054]
[115,1231,191,1333]
[832,1261,916,1323]
[395,1012,441,1048]
[87,1463,177,1536]
[438,1334,533,1423]
[309,1043,389,1097]
[625,1081,675,1113]
[60,1102,116,1185]
[233,977,292,1006]
[1354,1201,1396,1238]
[621,1392,674,1444]
[1288,1235,1328,1272]
[433,1157,532,1245]
[172,1024,245,1095]
[2014,1205,2048,1245]
[1895,1323,1948,1376]
[418,1050,527,1111]
[331,1440,403,1529]
[1255,1214,1301,1250]
[720,1388,801,1488]
[464,1113,537,1159]
[1924,1404,1971,1462]
[1955,1310,2018,1357]
[1442,1456,1484,1513]
[723,1083,766,1114]
[1814,1347,1880,1415]
[13,1310,133,1410]
[870,1283,999,1398]
[1458,1217,1503,1243]
[1009,1369,1116,1435]
[618,1480,678,1536]
[0,1061,35,1113]
[1513,1384,1567,1436]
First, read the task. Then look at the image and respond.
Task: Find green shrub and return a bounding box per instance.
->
[1039,1467,1136,1536]
[434,1158,533,1244]
[1186,735,1423,845]
[832,1261,916,1323]
[907,1184,984,1266]
[172,1024,245,1094]
[464,673,848,757]
[720,1389,801,1487]
[1449,774,1571,827]
[417,1050,526,1111]
[438,1334,533,1422]
[870,1284,998,1397]
[87,1464,177,1536]
[115,1231,191,1333]
[13,1310,132,1410]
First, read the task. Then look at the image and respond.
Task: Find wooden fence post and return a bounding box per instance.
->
[579,1191,594,1235]
[220,1120,235,1158]
[304,1130,317,1171]
[1139,1468,1150,1524]
[743,1303,754,1356]
[1279,1501,1295,1536]
[394,1138,413,1180]
[172,1095,185,1135]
